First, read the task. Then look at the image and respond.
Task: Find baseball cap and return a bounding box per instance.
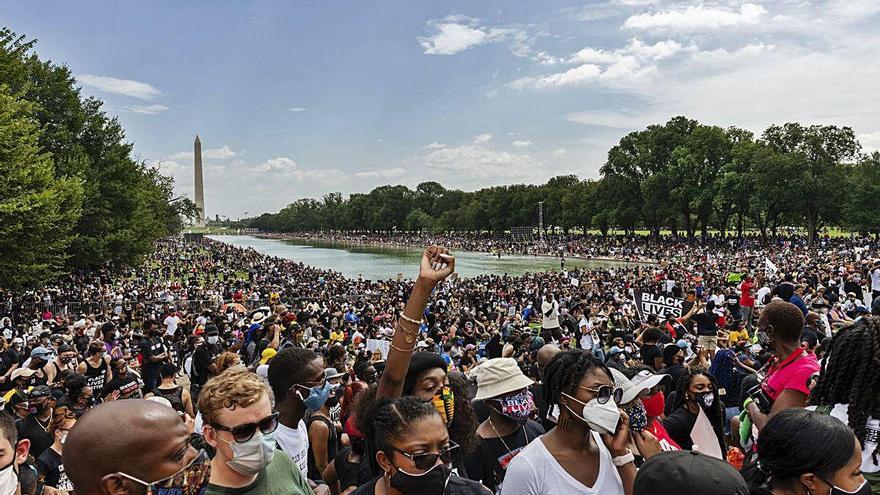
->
[30,346,55,360]
[608,346,625,357]
[609,368,670,405]
[634,450,749,495]
[473,358,533,400]
[260,348,277,365]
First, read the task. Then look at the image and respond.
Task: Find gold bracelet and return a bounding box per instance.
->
[395,321,420,344]
[389,342,417,353]
[400,313,421,325]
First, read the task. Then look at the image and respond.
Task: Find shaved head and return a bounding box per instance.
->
[536,344,562,378]
[64,400,193,494]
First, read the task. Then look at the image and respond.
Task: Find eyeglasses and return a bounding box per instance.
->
[578,385,624,405]
[395,442,459,471]
[211,411,279,443]
[116,448,210,494]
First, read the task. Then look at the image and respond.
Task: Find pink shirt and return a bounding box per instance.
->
[761,351,820,401]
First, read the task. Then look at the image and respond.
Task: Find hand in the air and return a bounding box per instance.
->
[419,246,455,285]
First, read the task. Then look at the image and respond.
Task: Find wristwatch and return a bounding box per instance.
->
[612,449,635,467]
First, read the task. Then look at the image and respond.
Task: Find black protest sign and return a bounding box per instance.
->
[633,291,694,320]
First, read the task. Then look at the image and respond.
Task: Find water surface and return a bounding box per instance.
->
[210,235,638,280]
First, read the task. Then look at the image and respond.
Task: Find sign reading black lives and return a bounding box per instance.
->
[633,291,694,320]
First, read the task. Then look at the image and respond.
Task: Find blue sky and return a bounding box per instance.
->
[4,0,879,218]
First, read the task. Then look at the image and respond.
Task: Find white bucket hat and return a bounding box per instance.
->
[473,358,534,400]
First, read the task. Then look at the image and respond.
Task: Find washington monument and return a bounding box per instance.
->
[194,134,205,226]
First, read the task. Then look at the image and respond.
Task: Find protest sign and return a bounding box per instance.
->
[633,290,694,321]
[366,338,390,359]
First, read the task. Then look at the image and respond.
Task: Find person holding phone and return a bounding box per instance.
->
[501,350,658,495]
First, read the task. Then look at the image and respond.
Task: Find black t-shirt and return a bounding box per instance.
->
[35,447,74,491]
[466,420,545,492]
[16,415,53,459]
[100,372,142,400]
[139,336,166,371]
[192,343,220,386]
[306,415,338,481]
[459,355,475,370]
[333,447,373,491]
[640,344,663,370]
[692,312,719,336]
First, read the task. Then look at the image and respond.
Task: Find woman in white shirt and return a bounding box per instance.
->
[501,350,658,495]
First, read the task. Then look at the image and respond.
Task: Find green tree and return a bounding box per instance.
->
[843,152,880,238]
[404,209,434,232]
[0,88,82,288]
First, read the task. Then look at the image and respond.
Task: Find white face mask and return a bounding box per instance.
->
[221,431,276,475]
[563,393,621,435]
[0,459,19,495]
[207,335,219,345]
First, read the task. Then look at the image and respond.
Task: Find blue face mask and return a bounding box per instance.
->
[296,381,331,411]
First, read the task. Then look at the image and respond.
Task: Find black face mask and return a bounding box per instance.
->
[692,391,715,414]
[389,462,450,495]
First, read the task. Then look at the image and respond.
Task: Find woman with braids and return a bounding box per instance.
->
[746,301,820,433]
[500,349,656,495]
[352,396,489,495]
[662,367,726,453]
[743,408,869,495]
[810,316,880,492]
[361,246,479,474]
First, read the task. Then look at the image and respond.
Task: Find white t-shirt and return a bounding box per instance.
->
[255,363,269,378]
[756,287,772,307]
[500,432,624,495]
[163,315,180,336]
[579,317,595,350]
[807,404,879,474]
[871,268,880,292]
[276,420,310,475]
[541,300,560,329]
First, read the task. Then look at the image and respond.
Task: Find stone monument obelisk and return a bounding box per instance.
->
[194,134,205,226]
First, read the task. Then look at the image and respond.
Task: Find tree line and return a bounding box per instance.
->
[0,28,197,288]
[249,116,880,244]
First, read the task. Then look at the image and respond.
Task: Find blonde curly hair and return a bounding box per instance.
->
[198,367,273,427]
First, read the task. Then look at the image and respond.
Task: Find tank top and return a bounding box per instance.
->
[83,357,107,392]
[152,386,184,413]
[306,414,338,481]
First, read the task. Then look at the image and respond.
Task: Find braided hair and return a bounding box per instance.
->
[811,316,880,464]
[542,349,612,411]
[670,366,726,452]
[356,393,438,462]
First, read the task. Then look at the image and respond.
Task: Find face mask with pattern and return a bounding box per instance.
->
[431,386,455,425]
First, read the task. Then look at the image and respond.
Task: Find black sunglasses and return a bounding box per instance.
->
[212,411,279,443]
[395,442,459,471]
[578,385,624,405]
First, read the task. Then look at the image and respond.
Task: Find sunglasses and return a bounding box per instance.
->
[578,385,624,405]
[212,411,279,443]
[395,442,459,471]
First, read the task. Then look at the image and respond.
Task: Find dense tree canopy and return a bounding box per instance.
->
[0,28,194,288]
[251,117,876,242]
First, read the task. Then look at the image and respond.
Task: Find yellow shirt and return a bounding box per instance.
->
[728,329,749,343]
[3,385,31,403]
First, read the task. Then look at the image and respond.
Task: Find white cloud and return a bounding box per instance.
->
[512,37,685,90]
[565,109,652,129]
[553,148,568,156]
[512,140,532,147]
[418,16,514,55]
[289,107,307,112]
[203,145,238,160]
[859,132,880,153]
[259,157,298,173]
[122,104,169,115]
[623,3,768,31]
[473,133,493,144]
[425,142,446,150]
[76,74,162,100]
[420,145,541,179]
[355,167,406,179]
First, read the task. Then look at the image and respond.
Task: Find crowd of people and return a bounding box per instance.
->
[1,233,880,495]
